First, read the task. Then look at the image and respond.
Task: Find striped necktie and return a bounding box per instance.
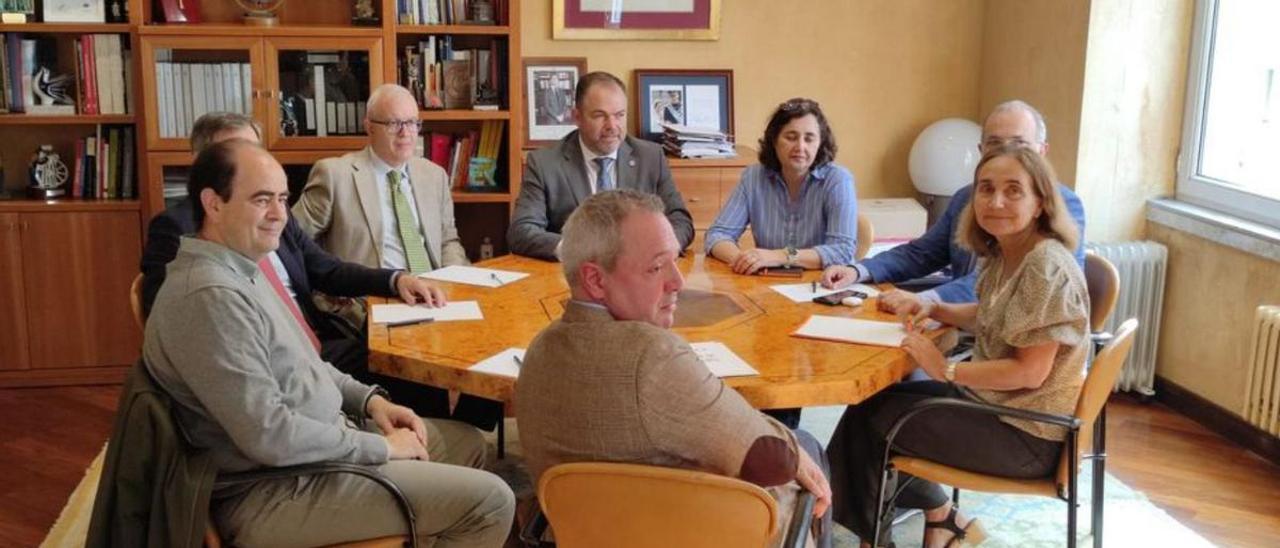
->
[594,157,615,192]
[388,170,433,273]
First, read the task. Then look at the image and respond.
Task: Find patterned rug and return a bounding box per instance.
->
[45,410,1213,547]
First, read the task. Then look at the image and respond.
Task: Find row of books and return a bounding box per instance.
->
[0,33,130,115]
[153,58,253,138]
[660,123,737,159]
[292,59,367,137]
[413,119,505,189]
[397,0,509,26]
[401,36,502,110]
[70,125,136,199]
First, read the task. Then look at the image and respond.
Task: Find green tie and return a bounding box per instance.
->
[388,170,432,273]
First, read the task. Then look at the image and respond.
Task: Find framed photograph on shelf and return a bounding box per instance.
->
[553,0,721,40]
[633,69,733,142]
[522,57,587,149]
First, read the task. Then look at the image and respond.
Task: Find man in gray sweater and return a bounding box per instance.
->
[143,139,514,547]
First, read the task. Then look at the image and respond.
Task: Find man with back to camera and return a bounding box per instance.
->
[821,100,1086,315]
[144,138,514,547]
[516,189,833,547]
[509,71,694,260]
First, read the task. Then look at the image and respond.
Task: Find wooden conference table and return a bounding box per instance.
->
[368,254,948,411]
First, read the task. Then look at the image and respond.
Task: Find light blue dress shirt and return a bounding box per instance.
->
[704,163,859,267]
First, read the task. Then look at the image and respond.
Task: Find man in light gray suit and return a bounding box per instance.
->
[294,83,468,272]
[509,71,694,260]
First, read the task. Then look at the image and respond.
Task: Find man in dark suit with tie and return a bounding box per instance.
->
[138,112,459,420]
[509,71,694,260]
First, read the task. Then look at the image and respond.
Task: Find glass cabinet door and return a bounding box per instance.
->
[265,36,383,150]
[138,35,265,151]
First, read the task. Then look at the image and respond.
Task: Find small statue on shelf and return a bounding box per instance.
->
[28,145,68,199]
[280,95,300,137]
[352,0,379,26]
[29,67,77,115]
[469,0,494,24]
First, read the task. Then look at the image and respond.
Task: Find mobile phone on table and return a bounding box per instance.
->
[757,266,805,278]
[813,290,868,306]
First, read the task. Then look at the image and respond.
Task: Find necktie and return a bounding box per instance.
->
[388,170,433,273]
[594,157,615,192]
[258,257,321,352]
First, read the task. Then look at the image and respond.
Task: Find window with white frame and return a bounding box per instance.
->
[1178,0,1280,228]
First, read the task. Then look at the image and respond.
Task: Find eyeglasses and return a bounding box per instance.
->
[369,119,423,134]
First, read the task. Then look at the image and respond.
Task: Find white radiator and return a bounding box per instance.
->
[1086,241,1167,395]
[1244,306,1280,436]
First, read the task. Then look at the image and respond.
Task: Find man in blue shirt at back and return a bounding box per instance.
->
[821,100,1086,310]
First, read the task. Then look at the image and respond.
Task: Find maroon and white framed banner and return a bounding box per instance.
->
[553,0,721,40]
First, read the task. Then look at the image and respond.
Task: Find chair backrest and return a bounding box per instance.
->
[1054,318,1138,490]
[538,462,779,548]
[129,273,145,330]
[855,213,874,261]
[1084,252,1119,333]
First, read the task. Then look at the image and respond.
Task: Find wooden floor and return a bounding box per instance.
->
[1,388,1277,547]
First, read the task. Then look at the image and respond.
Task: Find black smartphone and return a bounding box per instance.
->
[757,266,805,278]
[813,290,868,306]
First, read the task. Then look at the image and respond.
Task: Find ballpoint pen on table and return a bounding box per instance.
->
[512,355,523,367]
[491,272,504,286]
[388,317,435,327]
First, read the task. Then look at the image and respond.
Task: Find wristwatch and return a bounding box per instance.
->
[784,245,798,268]
[944,362,958,382]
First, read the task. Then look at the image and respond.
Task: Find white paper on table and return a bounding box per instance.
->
[770,282,881,303]
[469,348,525,379]
[791,315,933,347]
[370,301,484,323]
[418,265,529,288]
[689,342,759,378]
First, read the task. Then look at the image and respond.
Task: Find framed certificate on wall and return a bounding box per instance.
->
[553,0,721,40]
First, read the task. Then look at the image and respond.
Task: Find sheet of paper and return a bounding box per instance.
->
[792,315,912,347]
[370,301,484,323]
[689,341,759,378]
[770,282,881,303]
[469,347,525,379]
[418,265,529,288]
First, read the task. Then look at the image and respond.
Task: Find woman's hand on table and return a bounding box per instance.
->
[729,248,786,274]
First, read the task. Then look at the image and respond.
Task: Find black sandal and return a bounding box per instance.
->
[923,507,987,547]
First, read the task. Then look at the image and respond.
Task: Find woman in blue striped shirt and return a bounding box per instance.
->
[705,98,858,274]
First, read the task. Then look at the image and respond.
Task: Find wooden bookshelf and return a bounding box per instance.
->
[397,25,512,36]
[0,114,134,125]
[0,1,147,386]
[0,23,130,34]
[419,109,511,121]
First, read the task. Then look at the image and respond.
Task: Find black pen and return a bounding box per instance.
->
[388,317,435,327]
[491,272,504,286]
[513,355,523,367]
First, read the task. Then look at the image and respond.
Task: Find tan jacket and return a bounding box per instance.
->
[515,301,798,486]
[292,147,468,269]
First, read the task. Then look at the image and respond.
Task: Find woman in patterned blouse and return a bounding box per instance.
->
[826,144,1089,548]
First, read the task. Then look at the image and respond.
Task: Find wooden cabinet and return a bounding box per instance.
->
[0,204,141,386]
[0,214,30,372]
[669,146,755,251]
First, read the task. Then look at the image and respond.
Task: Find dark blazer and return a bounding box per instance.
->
[139,198,398,336]
[508,131,694,260]
[86,361,216,548]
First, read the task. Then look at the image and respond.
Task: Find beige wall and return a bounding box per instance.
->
[1075,0,1194,242]
[1147,224,1280,414]
[977,0,1090,187]
[522,0,986,198]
